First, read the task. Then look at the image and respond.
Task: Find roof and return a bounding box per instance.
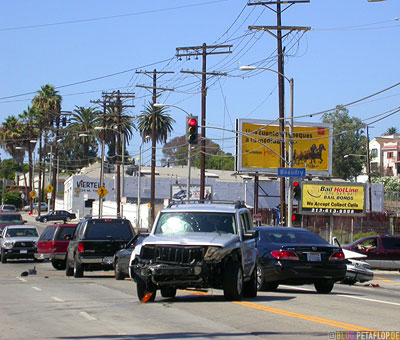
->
[6,225,37,229]
[163,201,247,213]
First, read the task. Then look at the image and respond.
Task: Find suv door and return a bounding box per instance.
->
[239,211,256,277]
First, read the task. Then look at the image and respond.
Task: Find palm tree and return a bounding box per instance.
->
[0,116,25,163]
[135,102,175,143]
[382,127,398,136]
[66,106,100,167]
[32,84,62,214]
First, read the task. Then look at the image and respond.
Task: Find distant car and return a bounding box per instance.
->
[0,205,17,212]
[255,226,347,294]
[35,223,77,270]
[0,225,39,263]
[113,233,147,280]
[35,210,76,223]
[172,189,191,200]
[344,235,400,271]
[0,213,26,231]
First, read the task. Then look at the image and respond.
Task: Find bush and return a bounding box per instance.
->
[3,191,22,208]
[353,231,378,242]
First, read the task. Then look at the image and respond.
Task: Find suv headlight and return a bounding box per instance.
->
[204,246,222,260]
[3,240,15,249]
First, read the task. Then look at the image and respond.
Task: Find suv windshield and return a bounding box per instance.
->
[85,221,133,239]
[6,228,38,237]
[154,212,237,235]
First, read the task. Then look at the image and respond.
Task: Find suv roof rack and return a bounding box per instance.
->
[167,200,246,209]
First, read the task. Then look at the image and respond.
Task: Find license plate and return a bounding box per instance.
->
[20,250,28,254]
[103,257,114,264]
[307,253,321,262]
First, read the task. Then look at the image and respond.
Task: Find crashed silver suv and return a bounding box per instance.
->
[131,201,258,302]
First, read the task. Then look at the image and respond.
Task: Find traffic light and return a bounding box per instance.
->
[291,213,302,225]
[293,181,301,201]
[186,116,199,145]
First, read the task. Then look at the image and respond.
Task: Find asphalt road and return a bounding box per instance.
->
[0,212,397,340]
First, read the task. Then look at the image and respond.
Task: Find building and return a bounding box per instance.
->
[370,134,400,176]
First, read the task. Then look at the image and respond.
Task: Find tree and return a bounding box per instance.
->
[66,106,100,167]
[382,127,398,136]
[322,105,366,180]
[162,135,235,170]
[372,176,400,192]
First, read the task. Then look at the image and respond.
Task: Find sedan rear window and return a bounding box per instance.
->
[260,229,327,245]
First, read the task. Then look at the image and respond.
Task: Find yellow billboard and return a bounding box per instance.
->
[236,119,332,175]
[300,182,366,216]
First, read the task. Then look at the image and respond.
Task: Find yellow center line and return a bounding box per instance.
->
[374,276,393,283]
[182,290,376,332]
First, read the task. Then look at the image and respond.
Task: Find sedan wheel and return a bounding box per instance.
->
[66,217,71,222]
[314,279,334,294]
[42,218,47,223]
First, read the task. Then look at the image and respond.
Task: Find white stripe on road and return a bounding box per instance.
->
[80,311,96,321]
[280,285,400,306]
[51,297,64,302]
[32,286,41,291]
[17,277,27,282]
[336,294,400,306]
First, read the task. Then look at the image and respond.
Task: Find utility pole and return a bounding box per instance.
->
[248,0,310,225]
[176,43,232,200]
[136,70,174,225]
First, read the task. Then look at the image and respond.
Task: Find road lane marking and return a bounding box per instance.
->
[374,276,393,283]
[182,289,375,331]
[17,277,27,282]
[52,297,64,302]
[32,286,41,291]
[80,311,96,321]
[335,294,400,306]
[234,301,376,332]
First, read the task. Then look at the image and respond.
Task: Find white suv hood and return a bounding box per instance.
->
[142,233,239,248]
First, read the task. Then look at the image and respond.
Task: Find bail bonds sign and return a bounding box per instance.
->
[299,182,366,216]
[235,119,332,176]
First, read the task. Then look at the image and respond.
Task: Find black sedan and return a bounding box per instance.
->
[255,226,347,294]
[35,210,76,223]
[113,234,146,280]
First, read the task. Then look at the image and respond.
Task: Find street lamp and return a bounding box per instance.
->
[240,65,295,226]
[137,135,150,228]
[94,126,106,218]
[153,103,194,202]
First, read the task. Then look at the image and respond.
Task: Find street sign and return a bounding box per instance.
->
[47,192,51,199]
[29,191,36,198]
[96,186,108,198]
[46,185,54,192]
[277,168,306,178]
[253,214,262,222]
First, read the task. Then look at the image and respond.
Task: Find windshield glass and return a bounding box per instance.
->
[6,228,38,237]
[0,215,23,223]
[154,212,237,235]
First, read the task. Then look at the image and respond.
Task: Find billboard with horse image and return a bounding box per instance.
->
[236,119,332,176]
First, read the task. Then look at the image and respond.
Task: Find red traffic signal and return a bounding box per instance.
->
[186,116,199,145]
[293,181,301,200]
[188,118,197,127]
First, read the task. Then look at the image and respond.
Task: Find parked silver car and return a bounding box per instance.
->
[0,225,39,263]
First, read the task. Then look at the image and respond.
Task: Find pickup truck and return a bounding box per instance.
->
[65,217,135,278]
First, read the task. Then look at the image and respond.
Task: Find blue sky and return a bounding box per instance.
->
[1,0,399,167]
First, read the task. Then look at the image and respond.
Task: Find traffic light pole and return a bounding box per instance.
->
[287,78,294,227]
[187,144,191,202]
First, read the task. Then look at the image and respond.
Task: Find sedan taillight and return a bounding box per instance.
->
[271,250,299,260]
[78,242,85,253]
[329,250,345,261]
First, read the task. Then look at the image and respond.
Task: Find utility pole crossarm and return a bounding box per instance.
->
[136,85,175,92]
[248,1,310,4]
[180,70,228,77]
[249,25,311,31]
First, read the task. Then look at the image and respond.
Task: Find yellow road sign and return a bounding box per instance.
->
[97,186,108,198]
[46,185,53,192]
[29,190,36,198]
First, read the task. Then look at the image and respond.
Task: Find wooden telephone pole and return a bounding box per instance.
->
[248,0,310,225]
[136,70,174,225]
[176,43,232,200]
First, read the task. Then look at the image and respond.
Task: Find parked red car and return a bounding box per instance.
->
[344,235,400,271]
[35,223,77,270]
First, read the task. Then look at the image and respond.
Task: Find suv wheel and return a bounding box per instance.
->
[1,249,7,263]
[160,287,177,298]
[73,259,84,278]
[52,259,66,270]
[136,276,156,303]
[314,279,334,294]
[65,260,73,276]
[243,267,257,298]
[223,260,243,301]
[114,260,125,280]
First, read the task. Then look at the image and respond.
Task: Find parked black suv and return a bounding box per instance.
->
[65,217,135,278]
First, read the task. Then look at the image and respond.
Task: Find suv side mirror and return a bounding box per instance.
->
[243,229,258,240]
